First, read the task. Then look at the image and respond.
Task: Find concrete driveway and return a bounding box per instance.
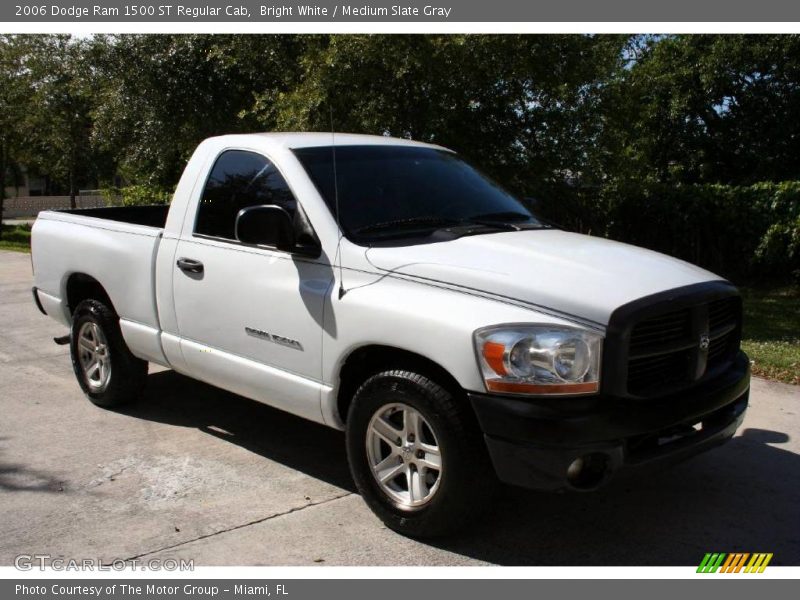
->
[1,249,798,566]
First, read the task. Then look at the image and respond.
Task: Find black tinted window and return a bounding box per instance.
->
[293,145,538,241]
[195,150,297,240]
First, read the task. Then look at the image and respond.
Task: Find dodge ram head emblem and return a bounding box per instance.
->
[699,333,710,351]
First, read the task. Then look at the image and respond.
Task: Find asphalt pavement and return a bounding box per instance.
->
[1,249,798,566]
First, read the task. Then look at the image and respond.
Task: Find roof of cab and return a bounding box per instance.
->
[203,132,449,152]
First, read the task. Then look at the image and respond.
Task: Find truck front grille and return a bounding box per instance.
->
[627,348,691,394]
[603,283,743,399]
[629,308,691,354]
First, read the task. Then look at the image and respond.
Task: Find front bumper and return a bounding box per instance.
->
[470,351,750,491]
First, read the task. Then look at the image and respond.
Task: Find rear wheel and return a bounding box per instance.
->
[70,299,147,407]
[346,369,496,538]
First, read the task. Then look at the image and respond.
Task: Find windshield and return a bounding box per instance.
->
[292,145,542,243]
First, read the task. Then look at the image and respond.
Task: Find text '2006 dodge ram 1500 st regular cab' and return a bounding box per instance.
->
[31,133,750,537]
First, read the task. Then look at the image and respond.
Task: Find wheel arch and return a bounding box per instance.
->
[64,273,116,317]
[335,344,466,425]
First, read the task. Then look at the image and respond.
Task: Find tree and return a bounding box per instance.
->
[258,35,625,196]
[599,34,800,185]
[0,34,632,204]
[91,34,307,187]
[0,36,30,236]
[18,35,98,208]
[9,33,800,218]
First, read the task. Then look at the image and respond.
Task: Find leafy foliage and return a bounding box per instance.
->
[536,180,800,282]
[755,216,800,282]
[740,286,800,384]
[264,35,625,196]
[18,35,98,207]
[600,35,800,185]
[91,34,308,186]
[0,223,31,252]
[0,35,32,236]
[2,33,800,279]
[101,184,172,206]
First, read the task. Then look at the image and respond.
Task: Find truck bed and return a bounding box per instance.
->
[57,205,170,229]
[31,207,167,344]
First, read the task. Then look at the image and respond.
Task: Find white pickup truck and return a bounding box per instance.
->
[31,133,750,537]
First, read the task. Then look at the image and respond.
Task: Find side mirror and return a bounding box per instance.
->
[235,205,295,250]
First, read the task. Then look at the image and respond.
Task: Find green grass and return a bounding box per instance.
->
[0,223,32,252]
[2,222,795,383]
[740,287,800,385]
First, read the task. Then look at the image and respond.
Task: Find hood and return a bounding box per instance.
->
[365,229,723,326]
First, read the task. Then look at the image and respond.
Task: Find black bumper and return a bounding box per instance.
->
[470,351,750,491]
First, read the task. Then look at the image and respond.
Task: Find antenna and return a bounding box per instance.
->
[330,105,346,299]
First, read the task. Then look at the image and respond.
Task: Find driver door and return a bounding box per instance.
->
[171,149,333,424]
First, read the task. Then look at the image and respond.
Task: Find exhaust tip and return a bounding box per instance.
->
[566,452,610,490]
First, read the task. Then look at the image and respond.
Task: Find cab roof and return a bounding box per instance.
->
[203,132,450,152]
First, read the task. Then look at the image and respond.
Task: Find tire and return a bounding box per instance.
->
[70,299,148,408]
[346,369,496,538]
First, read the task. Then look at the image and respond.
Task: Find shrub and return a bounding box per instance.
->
[755,216,800,284]
[535,180,800,283]
[101,184,172,207]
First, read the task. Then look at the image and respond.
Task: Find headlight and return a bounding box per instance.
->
[474,325,603,395]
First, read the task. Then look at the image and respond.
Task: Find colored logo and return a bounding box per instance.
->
[697,553,773,573]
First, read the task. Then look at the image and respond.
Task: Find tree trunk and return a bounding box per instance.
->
[0,139,6,240]
[69,159,76,210]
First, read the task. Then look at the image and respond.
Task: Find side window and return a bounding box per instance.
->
[194,150,298,240]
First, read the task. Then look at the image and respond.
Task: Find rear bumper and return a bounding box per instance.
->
[469,351,750,491]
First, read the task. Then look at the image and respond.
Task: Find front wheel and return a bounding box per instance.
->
[346,369,496,538]
[70,299,148,407]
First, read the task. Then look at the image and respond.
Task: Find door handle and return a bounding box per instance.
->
[176,257,204,274]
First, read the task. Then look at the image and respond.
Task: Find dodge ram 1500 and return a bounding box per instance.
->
[31,133,750,537]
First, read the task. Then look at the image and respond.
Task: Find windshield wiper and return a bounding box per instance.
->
[353,216,463,236]
[469,211,533,222]
[353,212,549,239]
[464,211,548,231]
